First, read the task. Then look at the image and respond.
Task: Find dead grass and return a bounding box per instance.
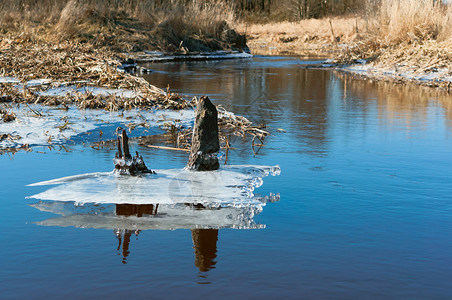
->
[0,37,191,110]
[0,0,239,52]
[338,0,452,63]
[237,17,362,55]
[238,1,452,87]
[375,0,452,44]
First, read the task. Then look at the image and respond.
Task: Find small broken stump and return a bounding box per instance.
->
[114,129,154,175]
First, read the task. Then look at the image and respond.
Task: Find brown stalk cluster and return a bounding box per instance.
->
[0,39,191,110]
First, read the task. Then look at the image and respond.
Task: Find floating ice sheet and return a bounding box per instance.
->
[0,104,193,149]
[38,85,139,98]
[28,165,281,208]
[135,51,253,62]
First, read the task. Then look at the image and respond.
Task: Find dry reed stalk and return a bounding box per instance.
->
[0,39,192,110]
[0,0,239,53]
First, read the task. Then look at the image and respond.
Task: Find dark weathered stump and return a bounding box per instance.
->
[187,96,220,171]
[114,129,154,175]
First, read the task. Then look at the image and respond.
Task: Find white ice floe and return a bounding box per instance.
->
[28,165,281,229]
[27,165,281,207]
[134,51,253,62]
[0,104,193,149]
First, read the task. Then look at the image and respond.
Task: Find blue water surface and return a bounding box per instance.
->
[1,56,452,299]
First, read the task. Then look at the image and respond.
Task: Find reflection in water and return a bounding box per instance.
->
[191,229,218,273]
[31,201,271,271]
[114,204,158,264]
[114,204,220,271]
[110,205,219,272]
[115,229,139,264]
[116,204,158,217]
[113,204,219,267]
[114,204,220,267]
[115,205,220,273]
[336,73,452,129]
[143,58,452,158]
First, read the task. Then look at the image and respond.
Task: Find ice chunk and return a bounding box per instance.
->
[27,165,281,208]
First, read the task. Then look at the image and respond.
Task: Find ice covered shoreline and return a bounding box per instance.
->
[0,103,193,150]
[339,61,452,90]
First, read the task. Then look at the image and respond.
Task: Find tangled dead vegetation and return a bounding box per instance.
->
[334,39,452,90]
[0,39,268,154]
[146,99,270,154]
[0,39,191,110]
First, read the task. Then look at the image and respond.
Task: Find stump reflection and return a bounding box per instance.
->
[191,229,219,272]
[114,203,219,272]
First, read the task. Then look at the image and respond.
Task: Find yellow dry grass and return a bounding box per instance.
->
[0,0,237,52]
[237,17,362,55]
[335,0,452,88]
[376,0,452,44]
[238,1,452,88]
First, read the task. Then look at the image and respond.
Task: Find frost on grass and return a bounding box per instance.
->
[28,165,281,230]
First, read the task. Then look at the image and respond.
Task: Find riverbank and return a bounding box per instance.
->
[0,0,259,153]
[237,0,452,90]
[0,39,258,153]
[0,0,256,110]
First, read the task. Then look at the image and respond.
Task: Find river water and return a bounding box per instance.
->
[1,56,451,299]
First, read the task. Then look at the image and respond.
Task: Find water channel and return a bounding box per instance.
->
[1,56,451,298]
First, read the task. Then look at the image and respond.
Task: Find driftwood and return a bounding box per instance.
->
[114,129,154,175]
[145,144,190,152]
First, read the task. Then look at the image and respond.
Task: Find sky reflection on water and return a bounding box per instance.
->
[1,56,452,298]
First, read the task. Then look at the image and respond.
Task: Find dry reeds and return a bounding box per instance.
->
[375,0,452,44]
[0,0,238,52]
[332,0,452,86]
[237,16,363,55]
[0,38,191,110]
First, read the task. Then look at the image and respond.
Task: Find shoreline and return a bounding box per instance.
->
[241,34,452,92]
[236,15,452,92]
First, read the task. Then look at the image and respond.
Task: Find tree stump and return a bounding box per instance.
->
[187,96,220,171]
[114,129,154,175]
